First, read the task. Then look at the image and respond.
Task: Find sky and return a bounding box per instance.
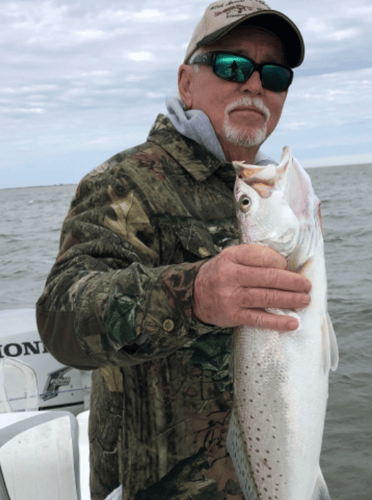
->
[1,0,372,188]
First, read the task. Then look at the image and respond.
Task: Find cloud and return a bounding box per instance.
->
[263,65,372,164]
[283,68,372,129]
[1,0,372,187]
[133,9,163,20]
[146,91,166,99]
[74,29,106,40]
[285,122,307,130]
[127,52,154,61]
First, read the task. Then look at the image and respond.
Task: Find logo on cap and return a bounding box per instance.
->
[213,0,270,18]
[215,4,252,16]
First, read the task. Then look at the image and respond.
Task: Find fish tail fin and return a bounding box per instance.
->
[311,468,332,500]
[226,406,259,500]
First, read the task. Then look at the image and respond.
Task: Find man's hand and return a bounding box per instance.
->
[192,244,312,332]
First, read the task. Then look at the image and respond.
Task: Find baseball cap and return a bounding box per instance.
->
[184,0,305,68]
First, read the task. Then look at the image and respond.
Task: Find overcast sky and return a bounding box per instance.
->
[1,0,372,188]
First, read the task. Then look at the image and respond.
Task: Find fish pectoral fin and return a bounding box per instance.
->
[327,313,339,371]
[321,313,339,374]
[311,468,331,500]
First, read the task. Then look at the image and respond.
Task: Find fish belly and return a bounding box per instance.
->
[226,319,330,500]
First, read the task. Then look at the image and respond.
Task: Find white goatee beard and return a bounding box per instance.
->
[223,97,271,148]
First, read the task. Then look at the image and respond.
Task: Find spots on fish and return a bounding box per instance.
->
[226,408,260,500]
[228,369,287,499]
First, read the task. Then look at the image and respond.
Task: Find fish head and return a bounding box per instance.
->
[233,148,300,257]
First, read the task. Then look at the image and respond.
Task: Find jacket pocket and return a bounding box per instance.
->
[171,218,218,262]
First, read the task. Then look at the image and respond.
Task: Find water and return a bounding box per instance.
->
[0,184,78,309]
[1,164,371,499]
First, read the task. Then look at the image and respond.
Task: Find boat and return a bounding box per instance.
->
[0,309,92,500]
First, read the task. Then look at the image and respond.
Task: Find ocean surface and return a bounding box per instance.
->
[1,163,372,499]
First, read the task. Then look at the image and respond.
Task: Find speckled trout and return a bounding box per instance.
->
[226,146,339,500]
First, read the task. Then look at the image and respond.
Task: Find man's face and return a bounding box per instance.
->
[179,26,289,159]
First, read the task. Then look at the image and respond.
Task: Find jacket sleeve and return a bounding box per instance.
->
[36,163,217,370]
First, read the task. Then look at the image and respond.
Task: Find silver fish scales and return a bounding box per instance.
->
[226,146,339,500]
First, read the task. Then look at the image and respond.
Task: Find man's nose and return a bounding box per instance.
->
[240,70,263,94]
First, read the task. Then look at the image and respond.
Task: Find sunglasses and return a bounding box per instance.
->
[188,51,293,93]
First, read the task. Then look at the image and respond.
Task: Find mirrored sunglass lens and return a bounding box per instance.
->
[262,65,291,91]
[215,55,253,82]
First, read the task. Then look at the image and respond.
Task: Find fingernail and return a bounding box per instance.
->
[289,319,298,330]
[302,295,311,305]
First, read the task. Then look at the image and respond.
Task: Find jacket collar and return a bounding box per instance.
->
[147,114,228,182]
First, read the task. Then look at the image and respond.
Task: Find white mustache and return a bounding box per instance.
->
[225,97,271,121]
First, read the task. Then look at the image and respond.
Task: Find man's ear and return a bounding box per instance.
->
[178,64,195,110]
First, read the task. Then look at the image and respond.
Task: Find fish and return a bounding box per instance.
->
[226,146,339,500]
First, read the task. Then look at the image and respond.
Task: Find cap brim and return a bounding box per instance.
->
[196,10,304,68]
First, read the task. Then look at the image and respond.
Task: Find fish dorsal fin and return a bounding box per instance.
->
[273,146,294,202]
[283,153,316,227]
[276,148,324,257]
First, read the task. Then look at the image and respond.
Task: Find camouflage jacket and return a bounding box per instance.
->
[36,114,245,500]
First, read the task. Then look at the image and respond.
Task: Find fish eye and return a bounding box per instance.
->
[239,195,251,213]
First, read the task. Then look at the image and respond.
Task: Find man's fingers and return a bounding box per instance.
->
[237,266,312,293]
[234,243,288,270]
[240,288,311,310]
[236,309,299,332]
[193,244,311,329]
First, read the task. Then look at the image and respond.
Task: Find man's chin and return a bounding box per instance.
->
[223,126,267,149]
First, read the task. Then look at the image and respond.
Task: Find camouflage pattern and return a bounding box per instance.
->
[36,114,245,500]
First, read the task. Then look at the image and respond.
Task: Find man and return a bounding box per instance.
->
[36,1,310,499]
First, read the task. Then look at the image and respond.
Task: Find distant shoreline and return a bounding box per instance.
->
[0,183,78,191]
[1,162,371,190]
